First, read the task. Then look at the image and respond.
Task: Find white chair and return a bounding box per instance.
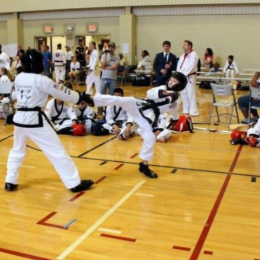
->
[208,83,239,126]
[248,85,260,126]
[0,82,14,125]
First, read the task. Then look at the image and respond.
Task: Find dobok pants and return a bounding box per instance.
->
[94,93,156,161]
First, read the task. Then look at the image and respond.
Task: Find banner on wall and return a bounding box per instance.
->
[2,43,18,58]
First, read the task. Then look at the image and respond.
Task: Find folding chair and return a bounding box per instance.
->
[248,85,260,126]
[208,83,239,126]
[0,82,14,125]
[117,65,132,87]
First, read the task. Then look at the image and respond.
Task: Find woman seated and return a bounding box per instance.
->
[203,48,214,71]
[68,57,80,82]
[137,50,151,71]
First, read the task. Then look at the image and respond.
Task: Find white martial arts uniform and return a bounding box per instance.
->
[93,86,180,161]
[103,104,134,135]
[6,72,83,189]
[86,49,101,94]
[154,113,172,141]
[70,61,80,71]
[177,51,199,115]
[53,49,66,83]
[0,75,11,83]
[74,105,97,133]
[137,56,151,70]
[45,98,77,131]
[0,51,10,70]
[223,60,239,81]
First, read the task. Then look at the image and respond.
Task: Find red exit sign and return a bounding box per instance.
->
[87,24,98,32]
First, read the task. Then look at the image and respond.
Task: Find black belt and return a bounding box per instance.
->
[15,107,54,129]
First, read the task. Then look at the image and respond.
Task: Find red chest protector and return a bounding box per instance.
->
[172,115,194,133]
[72,124,86,136]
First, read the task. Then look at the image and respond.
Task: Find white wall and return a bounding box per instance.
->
[137,14,260,69]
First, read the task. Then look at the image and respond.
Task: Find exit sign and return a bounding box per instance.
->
[87,24,98,32]
[44,26,52,33]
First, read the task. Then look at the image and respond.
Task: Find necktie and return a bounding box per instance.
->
[165,53,168,63]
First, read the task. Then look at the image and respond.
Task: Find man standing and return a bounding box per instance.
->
[75,39,85,68]
[86,41,100,94]
[177,40,199,116]
[99,41,120,111]
[53,43,66,83]
[153,41,177,86]
[43,45,52,78]
[0,44,10,70]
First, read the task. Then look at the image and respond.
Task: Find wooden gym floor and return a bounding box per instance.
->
[0,84,260,260]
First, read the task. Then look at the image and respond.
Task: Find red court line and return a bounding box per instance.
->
[0,247,53,260]
[114,164,124,170]
[95,176,107,184]
[204,250,213,255]
[69,191,85,202]
[130,153,138,159]
[189,144,243,260]
[173,245,191,251]
[100,233,136,242]
[37,211,66,230]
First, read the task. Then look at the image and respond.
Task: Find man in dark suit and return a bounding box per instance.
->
[153,41,177,86]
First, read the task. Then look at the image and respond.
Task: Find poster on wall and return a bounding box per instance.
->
[2,43,18,58]
[122,43,129,54]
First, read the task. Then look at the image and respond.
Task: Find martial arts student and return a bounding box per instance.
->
[74,99,97,133]
[223,55,239,82]
[86,41,101,95]
[103,87,135,140]
[53,43,66,83]
[153,113,172,143]
[45,96,78,133]
[86,72,187,178]
[177,40,199,116]
[5,49,94,192]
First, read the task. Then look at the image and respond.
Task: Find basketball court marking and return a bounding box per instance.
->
[0,247,53,260]
[56,180,146,260]
[77,136,117,157]
[98,228,122,234]
[100,233,136,242]
[189,144,243,260]
[0,134,13,143]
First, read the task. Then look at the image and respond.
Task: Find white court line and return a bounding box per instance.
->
[0,162,35,169]
[56,180,146,260]
[98,228,122,234]
[135,193,154,197]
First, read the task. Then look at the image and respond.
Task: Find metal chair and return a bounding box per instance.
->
[0,82,14,125]
[117,65,132,87]
[208,83,239,126]
[248,85,260,126]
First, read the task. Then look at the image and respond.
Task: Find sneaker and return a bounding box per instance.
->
[241,118,253,125]
[252,116,259,123]
[70,180,94,193]
[190,112,200,117]
[139,162,158,178]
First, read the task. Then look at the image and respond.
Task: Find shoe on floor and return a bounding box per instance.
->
[5,182,18,191]
[241,118,253,125]
[70,180,94,193]
[139,162,158,178]
[190,112,200,117]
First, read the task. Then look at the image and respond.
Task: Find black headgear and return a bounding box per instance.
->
[21,49,44,74]
[166,72,187,91]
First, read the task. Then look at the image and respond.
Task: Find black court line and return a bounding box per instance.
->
[0,134,13,143]
[26,145,42,152]
[71,156,260,178]
[77,136,117,157]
